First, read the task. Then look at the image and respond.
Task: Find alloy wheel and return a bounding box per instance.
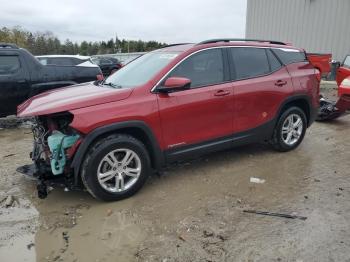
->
[281,114,304,146]
[97,149,142,193]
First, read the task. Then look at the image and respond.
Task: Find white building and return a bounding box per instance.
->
[246,0,350,61]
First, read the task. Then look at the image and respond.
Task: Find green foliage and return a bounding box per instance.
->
[0,26,167,55]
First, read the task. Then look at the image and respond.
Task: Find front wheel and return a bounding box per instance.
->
[81,134,151,201]
[270,107,307,152]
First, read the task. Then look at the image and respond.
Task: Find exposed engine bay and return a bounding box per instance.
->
[17,113,81,198]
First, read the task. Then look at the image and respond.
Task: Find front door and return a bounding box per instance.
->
[156,48,233,152]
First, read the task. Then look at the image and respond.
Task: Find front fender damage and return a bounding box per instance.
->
[16,113,83,198]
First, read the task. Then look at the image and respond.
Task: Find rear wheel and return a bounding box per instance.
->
[271,107,307,152]
[81,134,150,201]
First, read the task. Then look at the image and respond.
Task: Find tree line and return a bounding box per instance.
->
[0,26,167,56]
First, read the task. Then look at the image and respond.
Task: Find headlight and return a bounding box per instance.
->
[341,78,350,87]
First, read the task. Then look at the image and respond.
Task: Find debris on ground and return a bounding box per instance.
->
[178,234,186,242]
[0,195,19,208]
[3,153,16,158]
[250,177,266,184]
[60,231,70,254]
[203,229,214,238]
[27,243,35,250]
[106,209,113,216]
[243,210,307,220]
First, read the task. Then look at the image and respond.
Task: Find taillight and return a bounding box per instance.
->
[97,74,104,81]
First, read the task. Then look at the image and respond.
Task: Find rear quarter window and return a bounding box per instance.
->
[272,48,307,65]
[37,58,48,65]
[0,56,21,74]
[267,49,282,72]
[48,58,76,66]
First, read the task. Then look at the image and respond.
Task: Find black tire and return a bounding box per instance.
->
[270,106,307,152]
[81,134,151,201]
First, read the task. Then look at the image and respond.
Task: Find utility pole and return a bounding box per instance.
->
[115,33,120,53]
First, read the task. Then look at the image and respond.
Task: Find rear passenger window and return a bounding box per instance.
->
[0,56,20,74]
[272,48,307,65]
[37,58,48,65]
[49,58,75,66]
[230,48,270,80]
[169,49,224,88]
[267,49,282,72]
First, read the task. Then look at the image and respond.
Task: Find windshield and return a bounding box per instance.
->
[344,55,350,68]
[103,51,180,88]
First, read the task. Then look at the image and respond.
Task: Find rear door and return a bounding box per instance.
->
[0,52,30,116]
[156,48,234,154]
[229,47,293,134]
[337,55,350,86]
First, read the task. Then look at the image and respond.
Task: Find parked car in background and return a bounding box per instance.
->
[336,55,350,86]
[119,53,144,66]
[0,43,103,117]
[307,53,332,77]
[36,55,92,66]
[17,39,320,201]
[91,56,123,76]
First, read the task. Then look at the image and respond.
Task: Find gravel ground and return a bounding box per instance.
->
[0,83,350,262]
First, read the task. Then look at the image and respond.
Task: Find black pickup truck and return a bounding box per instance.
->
[0,43,103,117]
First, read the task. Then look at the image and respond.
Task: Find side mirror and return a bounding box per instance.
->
[157,77,191,93]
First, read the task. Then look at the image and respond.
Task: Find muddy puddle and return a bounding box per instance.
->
[1,85,350,261]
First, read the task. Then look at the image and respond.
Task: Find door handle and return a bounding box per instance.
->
[275,80,287,87]
[17,79,26,83]
[214,90,230,96]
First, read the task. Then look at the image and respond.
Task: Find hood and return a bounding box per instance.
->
[17,82,133,117]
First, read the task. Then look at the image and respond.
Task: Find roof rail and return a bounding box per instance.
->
[197,38,287,46]
[0,43,19,49]
[162,43,192,48]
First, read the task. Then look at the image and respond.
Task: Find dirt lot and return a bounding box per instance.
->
[1,84,350,262]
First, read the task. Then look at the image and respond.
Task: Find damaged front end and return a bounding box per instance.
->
[17,112,81,198]
[317,94,350,121]
[317,78,350,121]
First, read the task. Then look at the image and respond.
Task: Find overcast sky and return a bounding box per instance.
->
[0,0,247,43]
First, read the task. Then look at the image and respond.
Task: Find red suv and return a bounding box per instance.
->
[18,39,320,201]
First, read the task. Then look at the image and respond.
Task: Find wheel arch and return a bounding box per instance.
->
[71,120,164,185]
[277,95,312,126]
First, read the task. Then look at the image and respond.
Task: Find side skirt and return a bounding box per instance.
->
[164,119,276,163]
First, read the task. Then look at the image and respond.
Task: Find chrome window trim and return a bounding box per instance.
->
[150,45,300,92]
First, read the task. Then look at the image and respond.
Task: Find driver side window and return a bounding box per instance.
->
[168,49,224,88]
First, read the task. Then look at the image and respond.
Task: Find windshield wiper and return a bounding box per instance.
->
[102,82,123,89]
